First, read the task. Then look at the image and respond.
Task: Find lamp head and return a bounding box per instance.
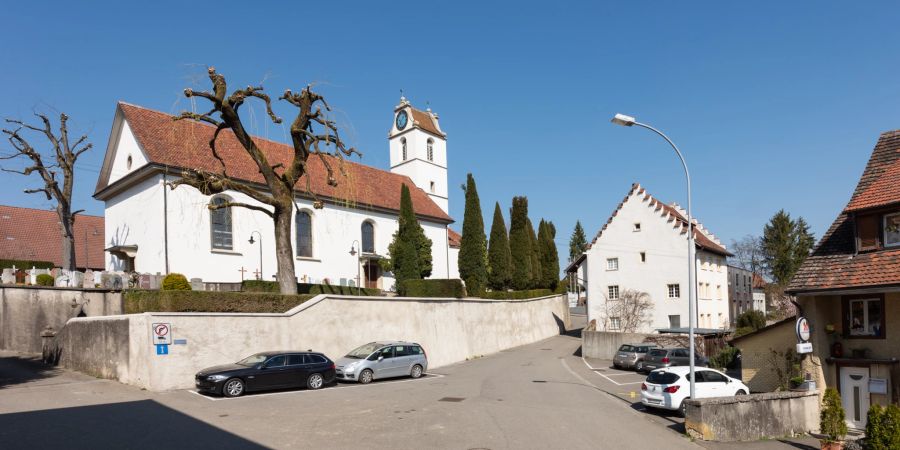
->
[611,113,636,127]
[349,245,357,256]
[248,236,255,244]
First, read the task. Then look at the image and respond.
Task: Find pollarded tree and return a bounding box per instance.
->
[170,68,359,294]
[539,220,560,290]
[509,196,533,290]
[387,183,433,284]
[527,217,542,288]
[1,113,92,271]
[458,173,487,296]
[487,202,511,290]
[569,220,587,261]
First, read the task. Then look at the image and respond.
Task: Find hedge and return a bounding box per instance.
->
[397,279,466,298]
[482,289,553,300]
[0,259,54,270]
[162,273,192,291]
[241,280,381,296]
[124,290,314,313]
[36,274,55,286]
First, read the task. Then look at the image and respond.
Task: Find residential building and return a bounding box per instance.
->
[0,205,105,271]
[571,184,732,332]
[94,98,458,290]
[751,273,767,315]
[728,265,767,323]
[787,130,900,430]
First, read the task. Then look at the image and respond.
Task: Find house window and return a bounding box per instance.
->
[716,285,722,300]
[401,138,407,160]
[633,223,641,232]
[845,296,885,338]
[607,285,619,300]
[609,317,622,330]
[667,284,680,298]
[427,138,434,161]
[126,154,133,170]
[668,315,681,328]
[640,252,646,263]
[361,221,375,254]
[430,181,435,193]
[607,258,619,271]
[296,211,313,257]
[885,212,900,247]
[209,195,233,250]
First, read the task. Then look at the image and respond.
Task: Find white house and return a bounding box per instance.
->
[93,97,459,291]
[574,184,732,333]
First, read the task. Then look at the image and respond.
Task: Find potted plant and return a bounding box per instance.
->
[819,388,848,450]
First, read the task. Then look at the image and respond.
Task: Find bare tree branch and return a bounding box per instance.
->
[207,200,274,218]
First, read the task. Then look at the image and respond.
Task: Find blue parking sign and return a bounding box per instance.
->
[156,344,168,355]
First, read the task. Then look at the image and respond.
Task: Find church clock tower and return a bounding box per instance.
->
[389,96,449,214]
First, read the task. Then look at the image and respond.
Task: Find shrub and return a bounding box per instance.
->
[398,279,466,298]
[866,404,900,450]
[819,388,848,443]
[709,346,739,370]
[161,273,192,291]
[241,280,381,296]
[733,326,756,338]
[0,259,55,270]
[124,290,313,313]
[36,274,55,287]
[482,289,553,300]
[736,310,767,331]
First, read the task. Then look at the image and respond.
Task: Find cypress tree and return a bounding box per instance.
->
[508,196,532,290]
[388,184,433,284]
[527,217,542,288]
[569,220,588,261]
[539,219,560,290]
[487,202,511,290]
[458,173,487,296]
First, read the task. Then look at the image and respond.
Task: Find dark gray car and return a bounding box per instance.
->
[639,348,708,373]
[612,343,658,371]
[334,341,428,384]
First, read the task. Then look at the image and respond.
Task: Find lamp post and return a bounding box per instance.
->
[349,240,361,296]
[248,231,263,281]
[611,113,698,400]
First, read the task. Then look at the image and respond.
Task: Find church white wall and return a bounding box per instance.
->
[448,247,460,279]
[389,118,449,214]
[584,192,731,333]
[107,119,149,186]
[104,174,452,290]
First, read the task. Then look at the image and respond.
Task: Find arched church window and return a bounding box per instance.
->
[210,195,233,250]
[427,138,434,161]
[401,138,407,160]
[361,221,375,254]
[296,210,313,257]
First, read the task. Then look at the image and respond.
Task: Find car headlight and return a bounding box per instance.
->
[207,374,229,381]
[344,362,358,372]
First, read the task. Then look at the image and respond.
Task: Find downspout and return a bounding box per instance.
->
[163,171,170,274]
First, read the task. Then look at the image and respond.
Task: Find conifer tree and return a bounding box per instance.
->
[527,217,542,288]
[388,184,433,284]
[458,173,487,296]
[487,202,511,290]
[569,220,588,261]
[539,220,560,290]
[508,196,533,290]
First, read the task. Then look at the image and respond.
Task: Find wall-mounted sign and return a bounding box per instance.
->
[156,344,168,355]
[796,317,811,342]
[152,322,172,346]
[870,378,888,395]
[796,342,813,354]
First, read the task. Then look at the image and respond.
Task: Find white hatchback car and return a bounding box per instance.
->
[640,366,749,416]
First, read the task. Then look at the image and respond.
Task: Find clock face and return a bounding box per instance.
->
[396,110,408,130]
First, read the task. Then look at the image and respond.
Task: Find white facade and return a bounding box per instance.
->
[581,185,731,333]
[98,101,457,290]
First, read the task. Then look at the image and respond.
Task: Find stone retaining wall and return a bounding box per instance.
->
[685,391,819,441]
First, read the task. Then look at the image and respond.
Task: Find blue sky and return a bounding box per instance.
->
[3,1,900,258]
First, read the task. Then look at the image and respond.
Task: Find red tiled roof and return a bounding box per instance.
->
[751,273,767,289]
[100,102,452,223]
[409,107,445,137]
[788,130,900,293]
[0,205,105,270]
[448,228,461,248]
[844,130,900,212]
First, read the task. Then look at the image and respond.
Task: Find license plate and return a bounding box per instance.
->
[647,398,662,405]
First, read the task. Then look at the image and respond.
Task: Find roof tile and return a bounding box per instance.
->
[0,205,105,270]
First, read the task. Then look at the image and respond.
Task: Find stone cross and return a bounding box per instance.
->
[253,269,261,280]
[238,267,247,281]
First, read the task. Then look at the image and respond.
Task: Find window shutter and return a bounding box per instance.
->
[857,214,880,251]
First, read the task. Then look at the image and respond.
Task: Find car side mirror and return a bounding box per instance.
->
[378,356,384,362]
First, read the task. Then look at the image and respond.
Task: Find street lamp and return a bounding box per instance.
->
[248,231,263,281]
[611,112,698,400]
[349,240,361,296]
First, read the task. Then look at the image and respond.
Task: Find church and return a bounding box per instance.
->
[93,97,460,290]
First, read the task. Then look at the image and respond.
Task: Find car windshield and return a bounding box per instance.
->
[618,345,635,352]
[236,353,269,367]
[647,371,680,385]
[345,343,383,359]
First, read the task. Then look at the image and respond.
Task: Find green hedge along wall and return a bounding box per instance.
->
[241,280,381,296]
[397,279,467,298]
[482,289,554,300]
[125,290,314,313]
[0,259,55,270]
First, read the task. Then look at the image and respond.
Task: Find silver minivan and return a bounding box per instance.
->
[334,341,428,384]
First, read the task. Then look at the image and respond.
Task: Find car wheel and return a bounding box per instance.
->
[635,361,644,372]
[613,363,621,369]
[359,369,374,384]
[678,399,689,418]
[736,389,747,396]
[307,373,325,390]
[410,364,424,379]
[223,378,245,398]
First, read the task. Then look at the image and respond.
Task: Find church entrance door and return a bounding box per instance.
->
[363,261,380,289]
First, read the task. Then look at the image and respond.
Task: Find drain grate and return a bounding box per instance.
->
[439,397,466,402]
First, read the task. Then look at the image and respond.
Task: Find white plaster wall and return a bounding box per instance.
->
[585,192,731,332]
[107,117,149,186]
[448,247,460,279]
[389,114,449,214]
[104,174,452,290]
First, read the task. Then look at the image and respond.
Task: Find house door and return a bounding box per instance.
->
[363,262,380,289]
[840,366,870,429]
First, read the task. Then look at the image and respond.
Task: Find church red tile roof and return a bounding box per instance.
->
[448,228,461,248]
[788,130,900,293]
[0,205,105,270]
[409,107,445,137]
[98,102,452,223]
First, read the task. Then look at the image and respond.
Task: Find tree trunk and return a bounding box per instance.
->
[273,204,298,295]
[58,206,76,271]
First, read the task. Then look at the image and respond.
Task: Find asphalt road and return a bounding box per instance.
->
[0,314,814,450]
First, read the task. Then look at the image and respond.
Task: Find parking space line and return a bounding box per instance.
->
[186,373,446,401]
